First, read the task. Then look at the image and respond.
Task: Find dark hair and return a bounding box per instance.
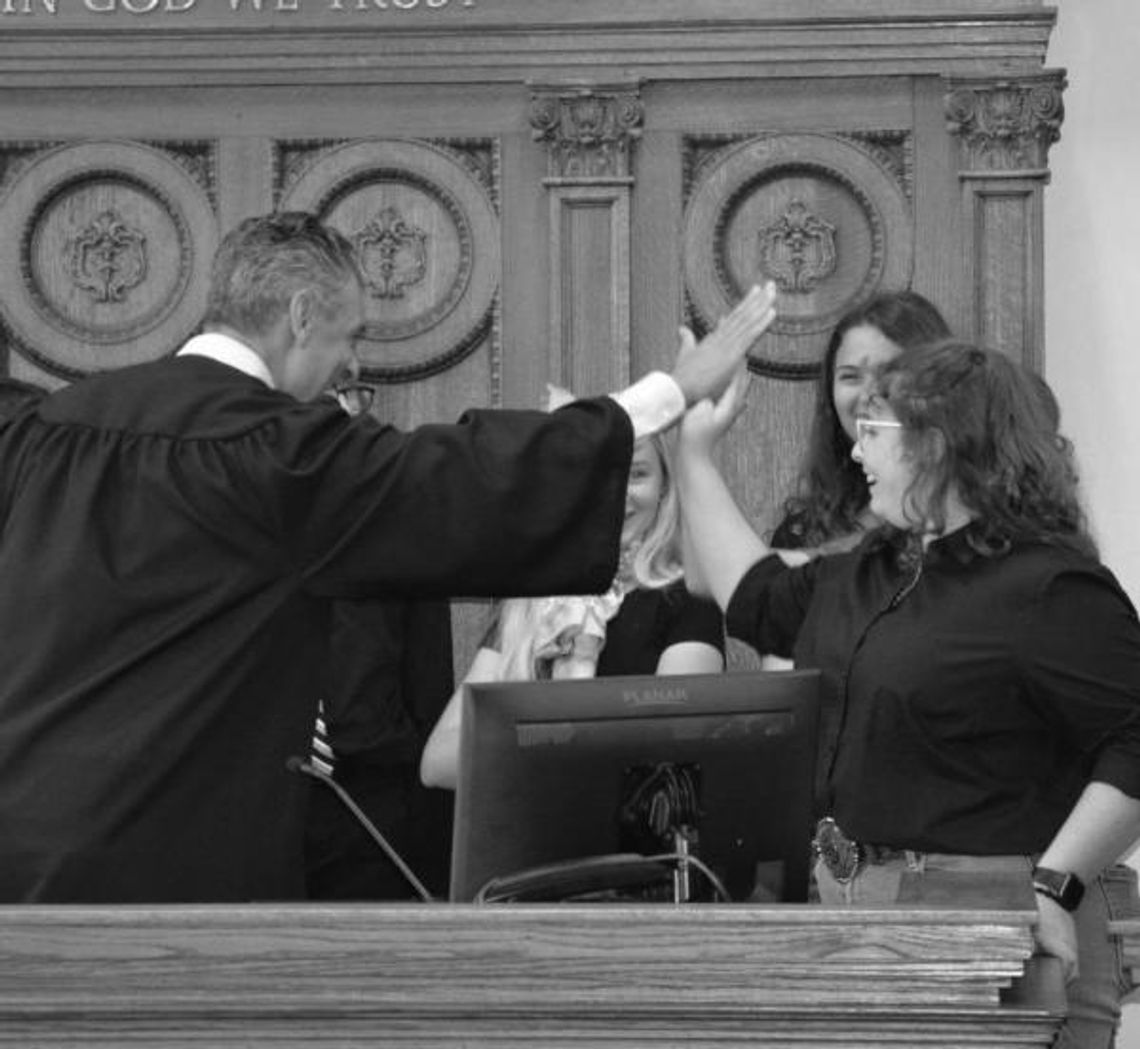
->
[773,290,952,548]
[0,377,47,422]
[202,212,362,338]
[878,341,1094,556]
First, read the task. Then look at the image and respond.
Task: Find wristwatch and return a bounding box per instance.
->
[1031,865,1086,912]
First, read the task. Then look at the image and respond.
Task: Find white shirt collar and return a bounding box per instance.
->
[176,332,276,389]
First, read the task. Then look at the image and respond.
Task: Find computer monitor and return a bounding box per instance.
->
[449,669,820,904]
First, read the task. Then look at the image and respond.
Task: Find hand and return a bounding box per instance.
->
[679,361,751,459]
[1033,893,1080,983]
[670,281,777,406]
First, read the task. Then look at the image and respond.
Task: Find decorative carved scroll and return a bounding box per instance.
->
[529,87,643,181]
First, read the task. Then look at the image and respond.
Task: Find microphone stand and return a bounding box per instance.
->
[287,756,436,903]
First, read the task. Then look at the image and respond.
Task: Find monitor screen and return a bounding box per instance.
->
[449,669,820,904]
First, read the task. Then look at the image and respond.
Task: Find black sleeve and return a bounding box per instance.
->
[725,554,819,659]
[660,584,726,657]
[265,397,633,602]
[1020,565,1140,800]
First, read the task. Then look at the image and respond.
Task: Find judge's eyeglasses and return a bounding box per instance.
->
[328,383,376,417]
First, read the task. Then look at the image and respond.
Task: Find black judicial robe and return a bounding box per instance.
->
[0,355,632,902]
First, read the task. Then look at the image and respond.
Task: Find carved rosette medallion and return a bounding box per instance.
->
[67,208,148,305]
[683,132,913,373]
[529,88,643,180]
[0,141,217,378]
[757,200,837,294]
[945,74,1066,172]
[279,139,499,383]
[353,205,429,301]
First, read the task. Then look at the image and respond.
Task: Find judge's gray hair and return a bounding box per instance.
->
[203,211,362,338]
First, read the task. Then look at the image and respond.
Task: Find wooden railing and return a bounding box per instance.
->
[1,901,1063,1048]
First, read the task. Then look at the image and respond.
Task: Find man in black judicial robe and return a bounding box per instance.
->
[0,211,776,903]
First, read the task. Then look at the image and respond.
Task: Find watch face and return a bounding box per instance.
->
[1033,867,1084,911]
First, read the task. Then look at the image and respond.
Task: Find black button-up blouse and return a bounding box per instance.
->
[726,527,1140,855]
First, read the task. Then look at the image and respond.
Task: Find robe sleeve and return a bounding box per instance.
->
[260,397,634,601]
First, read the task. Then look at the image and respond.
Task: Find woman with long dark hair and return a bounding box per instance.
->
[771,290,951,552]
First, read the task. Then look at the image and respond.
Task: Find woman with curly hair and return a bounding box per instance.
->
[420,429,724,790]
[677,341,1140,1049]
[771,290,951,553]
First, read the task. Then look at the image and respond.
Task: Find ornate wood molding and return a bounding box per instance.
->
[529,86,643,183]
[945,73,1066,174]
[0,5,1057,88]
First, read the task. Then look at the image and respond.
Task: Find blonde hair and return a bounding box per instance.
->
[492,432,684,680]
[625,432,683,589]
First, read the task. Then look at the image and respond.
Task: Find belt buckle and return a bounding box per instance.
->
[812,817,863,885]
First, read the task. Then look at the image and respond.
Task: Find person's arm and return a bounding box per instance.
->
[419,646,503,790]
[1032,782,1140,980]
[675,366,773,611]
[1018,567,1140,980]
[656,640,724,675]
[1037,783,1140,885]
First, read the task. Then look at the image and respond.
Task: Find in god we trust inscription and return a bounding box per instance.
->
[0,0,475,16]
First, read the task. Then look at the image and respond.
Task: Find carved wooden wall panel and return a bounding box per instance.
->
[0,2,1064,705]
[277,138,499,387]
[683,131,914,368]
[0,140,217,381]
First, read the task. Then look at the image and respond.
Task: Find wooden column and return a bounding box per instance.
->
[529,84,642,396]
[945,73,1066,369]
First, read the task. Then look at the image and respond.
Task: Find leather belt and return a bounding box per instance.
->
[811,817,912,884]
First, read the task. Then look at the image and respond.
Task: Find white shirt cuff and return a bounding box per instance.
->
[609,371,686,440]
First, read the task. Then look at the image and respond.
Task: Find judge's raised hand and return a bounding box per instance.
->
[669,281,777,407]
[679,359,751,460]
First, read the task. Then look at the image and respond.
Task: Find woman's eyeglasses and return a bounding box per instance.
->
[329,384,376,417]
[854,417,904,446]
